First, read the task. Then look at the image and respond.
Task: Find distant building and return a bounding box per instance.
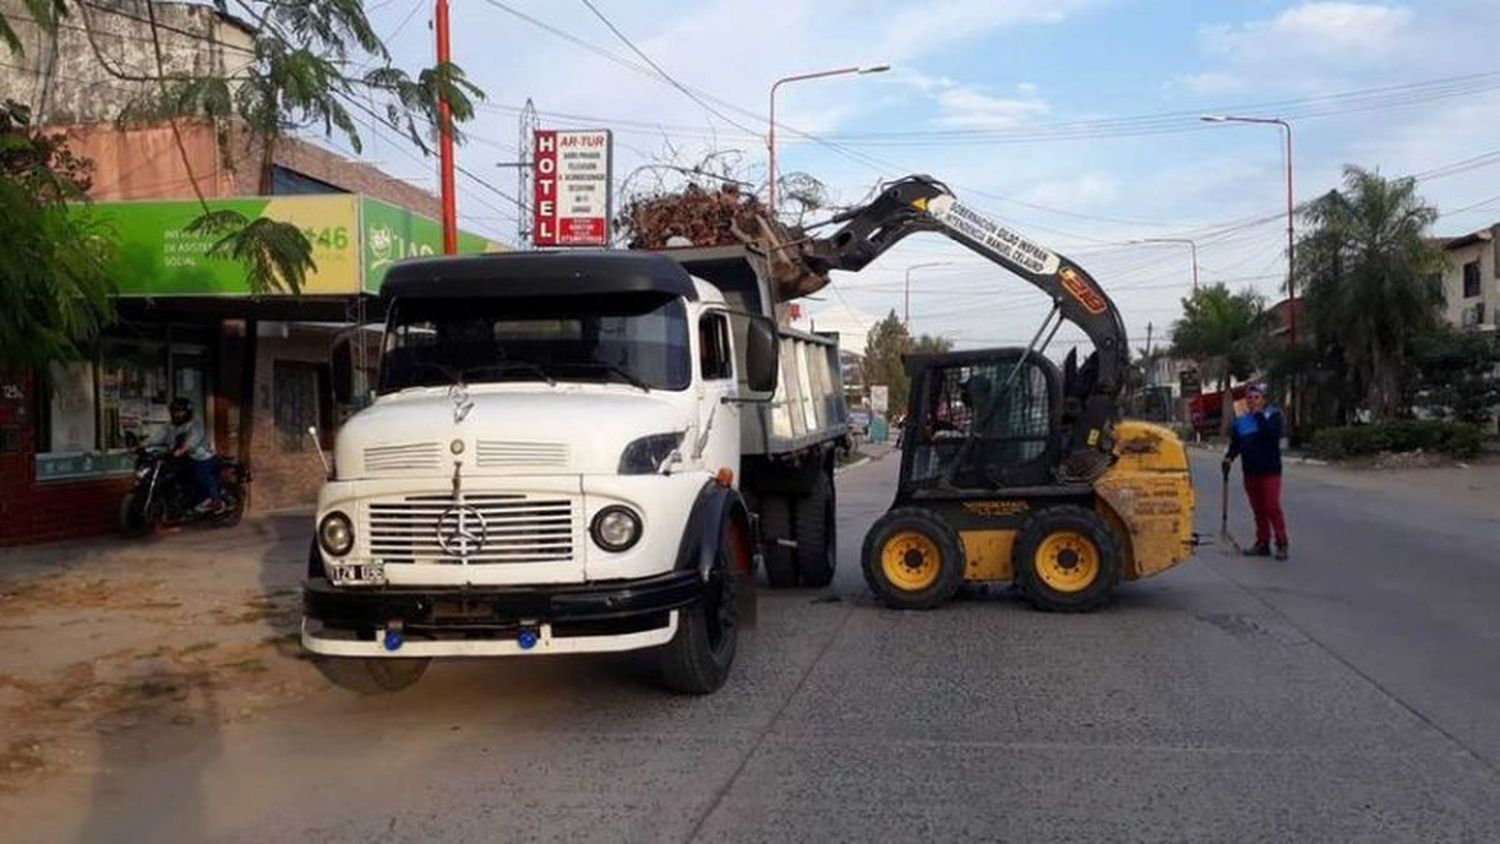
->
[1436,224,1499,333]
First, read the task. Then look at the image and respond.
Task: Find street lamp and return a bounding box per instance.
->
[904,261,952,328]
[768,64,890,215]
[1201,114,1296,344]
[1131,237,1199,292]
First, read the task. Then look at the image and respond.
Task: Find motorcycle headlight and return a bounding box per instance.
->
[318,511,354,557]
[618,431,685,474]
[590,506,642,552]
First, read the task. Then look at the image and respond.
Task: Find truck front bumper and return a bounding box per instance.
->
[301,570,701,658]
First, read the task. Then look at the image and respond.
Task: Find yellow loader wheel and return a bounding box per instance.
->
[861,507,966,610]
[1013,505,1122,613]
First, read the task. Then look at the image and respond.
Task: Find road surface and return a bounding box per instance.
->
[4,448,1500,842]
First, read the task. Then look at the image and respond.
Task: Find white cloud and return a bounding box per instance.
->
[1183,2,1415,91]
[936,87,1050,129]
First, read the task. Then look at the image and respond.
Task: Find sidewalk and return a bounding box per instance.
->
[0,512,321,793]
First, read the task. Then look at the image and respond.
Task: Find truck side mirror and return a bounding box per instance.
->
[330,333,355,406]
[744,315,779,395]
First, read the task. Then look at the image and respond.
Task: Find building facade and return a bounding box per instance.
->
[1438,224,1499,333]
[0,1,505,545]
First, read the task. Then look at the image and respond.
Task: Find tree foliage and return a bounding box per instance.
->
[0,100,115,369]
[1169,283,1264,389]
[1405,325,1500,428]
[1294,166,1446,419]
[859,311,952,417]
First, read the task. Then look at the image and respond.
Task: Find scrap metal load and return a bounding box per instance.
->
[618,182,830,300]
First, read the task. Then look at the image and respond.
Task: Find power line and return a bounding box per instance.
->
[575,0,760,137]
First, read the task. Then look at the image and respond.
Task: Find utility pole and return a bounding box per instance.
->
[436,0,458,254]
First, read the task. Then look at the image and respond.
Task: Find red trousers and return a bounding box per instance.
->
[1243,472,1288,547]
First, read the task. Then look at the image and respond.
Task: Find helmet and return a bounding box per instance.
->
[169,397,193,425]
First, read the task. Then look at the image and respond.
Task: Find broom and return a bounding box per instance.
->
[1220,460,1243,554]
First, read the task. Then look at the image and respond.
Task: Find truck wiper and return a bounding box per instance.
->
[571,361,651,393]
[461,361,557,387]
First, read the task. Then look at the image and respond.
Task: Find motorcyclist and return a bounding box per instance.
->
[150,397,223,513]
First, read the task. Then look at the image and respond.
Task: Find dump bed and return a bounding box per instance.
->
[662,246,849,457]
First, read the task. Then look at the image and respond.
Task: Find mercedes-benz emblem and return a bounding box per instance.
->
[435,505,487,557]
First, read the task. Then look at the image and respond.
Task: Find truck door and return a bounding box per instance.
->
[697,311,740,474]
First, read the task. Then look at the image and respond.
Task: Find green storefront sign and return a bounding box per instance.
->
[84,195,505,297]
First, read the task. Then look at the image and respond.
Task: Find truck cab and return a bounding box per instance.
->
[302,249,839,695]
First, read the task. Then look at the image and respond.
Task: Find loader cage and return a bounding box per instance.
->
[903,350,1063,491]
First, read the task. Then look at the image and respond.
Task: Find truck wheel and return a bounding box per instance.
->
[307,538,325,580]
[1013,505,1121,613]
[658,520,743,695]
[861,507,965,610]
[314,656,430,694]
[793,471,836,588]
[759,495,798,588]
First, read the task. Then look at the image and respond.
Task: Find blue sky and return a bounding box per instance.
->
[357,0,1500,353]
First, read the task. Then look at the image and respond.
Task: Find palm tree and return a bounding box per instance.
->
[1295,167,1445,419]
[1170,284,1265,433]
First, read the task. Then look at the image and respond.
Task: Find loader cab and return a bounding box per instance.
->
[900,349,1064,494]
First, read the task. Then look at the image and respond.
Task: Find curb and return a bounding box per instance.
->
[835,456,872,476]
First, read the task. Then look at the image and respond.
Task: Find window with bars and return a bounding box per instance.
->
[1463,260,1481,298]
[274,361,324,453]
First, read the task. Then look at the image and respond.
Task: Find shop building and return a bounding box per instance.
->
[0,196,502,546]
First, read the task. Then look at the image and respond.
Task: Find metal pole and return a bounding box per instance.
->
[1279,119,1296,346]
[767,65,889,219]
[1137,238,1199,292]
[902,260,950,328]
[436,0,458,255]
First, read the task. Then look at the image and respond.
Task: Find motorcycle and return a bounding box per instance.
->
[119,448,250,538]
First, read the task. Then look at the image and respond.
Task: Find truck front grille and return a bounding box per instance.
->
[363,442,442,474]
[475,439,570,470]
[366,493,575,564]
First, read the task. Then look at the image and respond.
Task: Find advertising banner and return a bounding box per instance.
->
[532,129,612,247]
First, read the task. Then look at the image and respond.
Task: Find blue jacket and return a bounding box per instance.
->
[1226,406,1283,476]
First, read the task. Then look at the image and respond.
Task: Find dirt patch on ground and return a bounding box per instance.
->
[0,574,171,617]
[0,588,319,794]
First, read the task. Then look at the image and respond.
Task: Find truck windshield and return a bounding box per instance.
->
[378,293,691,393]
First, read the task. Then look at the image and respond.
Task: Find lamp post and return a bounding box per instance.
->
[768,64,889,216]
[1201,114,1296,344]
[903,261,952,329]
[1132,237,1199,292]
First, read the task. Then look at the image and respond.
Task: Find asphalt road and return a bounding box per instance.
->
[8,448,1500,842]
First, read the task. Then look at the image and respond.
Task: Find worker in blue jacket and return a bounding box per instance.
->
[1222,383,1288,559]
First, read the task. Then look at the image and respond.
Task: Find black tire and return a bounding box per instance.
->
[1012,505,1122,613]
[793,470,836,588]
[658,520,743,695]
[307,537,325,580]
[759,495,798,588]
[860,507,966,610]
[119,491,159,539]
[210,483,246,528]
[313,656,430,694]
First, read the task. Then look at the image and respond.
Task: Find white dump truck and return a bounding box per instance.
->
[302,246,847,694]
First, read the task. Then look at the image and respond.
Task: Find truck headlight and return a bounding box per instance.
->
[618,431,685,474]
[318,511,354,557]
[591,506,642,552]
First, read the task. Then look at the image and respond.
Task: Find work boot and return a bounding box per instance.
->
[1274,544,1289,561]
[1243,542,1271,557]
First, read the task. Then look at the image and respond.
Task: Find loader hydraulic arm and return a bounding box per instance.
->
[800,175,1130,477]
